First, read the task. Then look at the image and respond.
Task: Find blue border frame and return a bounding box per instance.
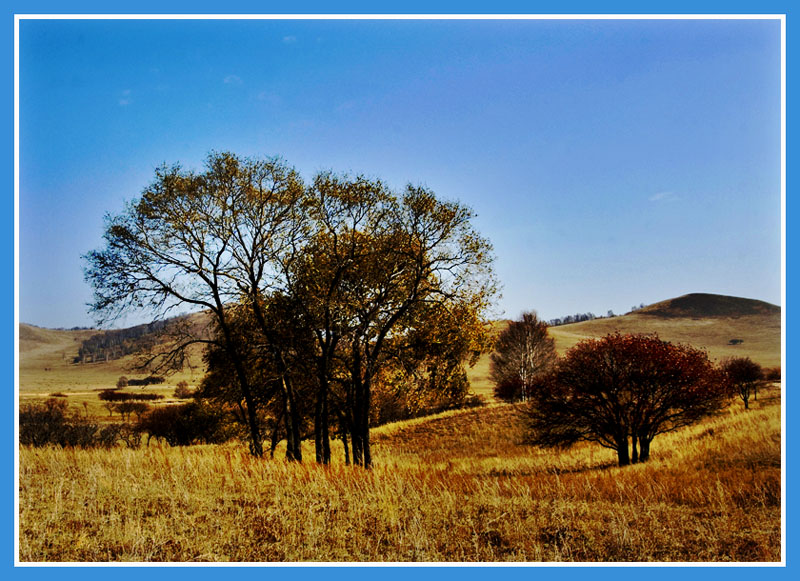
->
[5,1,794,579]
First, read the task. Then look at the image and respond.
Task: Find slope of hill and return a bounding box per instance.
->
[635,293,780,319]
[18,318,208,394]
[549,294,780,369]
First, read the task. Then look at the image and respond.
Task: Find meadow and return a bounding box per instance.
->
[19,384,781,562]
[18,295,782,562]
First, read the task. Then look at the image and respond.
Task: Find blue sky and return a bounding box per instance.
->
[18,17,782,328]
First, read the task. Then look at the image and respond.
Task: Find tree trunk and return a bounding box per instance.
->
[315,378,331,464]
[281,375,302,462]
[631,435,639,464]
[639,438,651,462]
[362,377,372,469]
[342,430,350,466]
[616,437,630,466]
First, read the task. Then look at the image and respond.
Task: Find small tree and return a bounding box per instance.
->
[116,376,129,389]
[174,381,192,399]
[490,312,556,402]
[722,357,763,410]
[523,333,728,466]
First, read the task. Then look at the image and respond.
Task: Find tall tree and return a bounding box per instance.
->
[490,312,556,402]
[288,176,497,467]
[84,152,303,457]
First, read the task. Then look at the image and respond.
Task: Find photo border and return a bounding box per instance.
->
[6,1,794,579]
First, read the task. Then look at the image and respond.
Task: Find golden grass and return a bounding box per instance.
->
[19,386,781,562]
[549,313,781,368]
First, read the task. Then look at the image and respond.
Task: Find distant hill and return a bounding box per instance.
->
[635,293,780,319]
[19,314,210,393]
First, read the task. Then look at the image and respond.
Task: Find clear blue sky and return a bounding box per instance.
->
[18,17,782,328]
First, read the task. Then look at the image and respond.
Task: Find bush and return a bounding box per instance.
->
[173,381,193,399]
[764,367,781,381]
[136,401,232,446]
[98,390,164,402]
[19,398,139,449]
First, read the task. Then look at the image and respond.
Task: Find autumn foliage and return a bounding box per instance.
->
[522,333,729,466]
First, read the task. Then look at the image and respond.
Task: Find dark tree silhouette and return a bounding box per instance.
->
[722,357,763,410]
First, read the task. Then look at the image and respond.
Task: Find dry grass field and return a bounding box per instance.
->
[19,384,780,562]
[18,293,782,562]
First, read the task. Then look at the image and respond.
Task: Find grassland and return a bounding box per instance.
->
[19,384,781,562]
[18,294,782,562]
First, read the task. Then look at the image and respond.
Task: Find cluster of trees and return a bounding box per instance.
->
[19,398,232,449]
[84,152,497,468]
[547,312,599,327]
[73,321,172,364]
[98,390,164,402]
[491,314,770,466]
[19,399,141,449]
[125,376,166,387]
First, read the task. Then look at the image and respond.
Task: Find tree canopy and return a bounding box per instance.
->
[522,333,728,466]
[84,151,497,467]
[490,312,556,402]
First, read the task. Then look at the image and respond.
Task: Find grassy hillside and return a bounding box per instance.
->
[19,385,780,562]
[19,323,207,395]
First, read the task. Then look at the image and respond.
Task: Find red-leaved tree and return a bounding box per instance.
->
[523,333,728,466]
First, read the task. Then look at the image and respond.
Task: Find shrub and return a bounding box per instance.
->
[19,398,139,449]
[173,381,193,399]
[136,401,232,446]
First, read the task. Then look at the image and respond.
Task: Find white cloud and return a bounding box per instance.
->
[118,89,132,106]
[224,74,243,85]
[649,191,679,203]
[282,35,297,44]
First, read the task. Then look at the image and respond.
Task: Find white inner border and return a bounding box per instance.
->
[13,12,788,568]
